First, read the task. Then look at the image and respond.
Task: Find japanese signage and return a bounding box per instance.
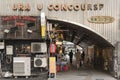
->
[88,16,115,24]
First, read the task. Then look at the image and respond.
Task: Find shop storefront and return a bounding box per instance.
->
[0,0,119,79]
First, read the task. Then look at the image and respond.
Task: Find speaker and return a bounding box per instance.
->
[27,23,35,27]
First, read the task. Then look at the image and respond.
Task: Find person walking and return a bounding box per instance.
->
[81,51,85,67]
[69,50,73,65]
[81,51,85,61]
[75,49,81,69]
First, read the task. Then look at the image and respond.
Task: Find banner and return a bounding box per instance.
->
[41,12,46,38]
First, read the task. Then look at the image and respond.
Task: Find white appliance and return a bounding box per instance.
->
[34,57,47,67]
[6,45,13,55]
[31,42,47,53]
[13,57,31,76]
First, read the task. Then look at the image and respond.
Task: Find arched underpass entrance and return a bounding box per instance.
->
[47,19,116,80]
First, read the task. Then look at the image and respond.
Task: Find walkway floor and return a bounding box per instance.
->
[48,68,116,80]
[0,68,117,80]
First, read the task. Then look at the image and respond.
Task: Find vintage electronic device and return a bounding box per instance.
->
[13,57,31,76]
[0,41,4,49]
[31,42,47,53]
[6,45,13,55]
[34,57,47,67]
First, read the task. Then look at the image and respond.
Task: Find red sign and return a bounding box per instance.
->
[50,43,56,54]
[1,16,36,22]
[16,22,25,26]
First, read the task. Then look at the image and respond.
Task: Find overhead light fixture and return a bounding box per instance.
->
[27,29,33,33]
[4,29,10,33]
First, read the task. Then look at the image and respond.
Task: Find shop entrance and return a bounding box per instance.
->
[47,18,114,78]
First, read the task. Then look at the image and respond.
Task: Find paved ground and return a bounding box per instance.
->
[0,77,47,80]
[0,62,117,80]
[48,69,117,80]
[0,69,117,80]
[0,72,48,80]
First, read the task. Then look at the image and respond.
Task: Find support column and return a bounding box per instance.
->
[113,42,120,78]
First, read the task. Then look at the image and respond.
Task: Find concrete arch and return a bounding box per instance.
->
[47,18,114,48]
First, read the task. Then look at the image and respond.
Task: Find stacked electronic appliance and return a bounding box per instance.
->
[31,42,47,68]
[12,42,47,78]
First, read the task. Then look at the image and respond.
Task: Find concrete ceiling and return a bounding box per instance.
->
[47,19,114,48]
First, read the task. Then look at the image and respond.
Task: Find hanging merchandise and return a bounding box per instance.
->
[59,49,62,54]
[50,43,56,54]
[58,33,64,41]
[50,33,55,39]
[60,33,64,40]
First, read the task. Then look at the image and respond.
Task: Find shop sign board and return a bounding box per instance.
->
[88,16,115,24]
[12,3,104,12]
[41,12,46,38]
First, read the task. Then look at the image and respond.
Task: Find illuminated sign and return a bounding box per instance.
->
[88,16,115,24]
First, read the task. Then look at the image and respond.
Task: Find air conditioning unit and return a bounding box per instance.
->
[34,57,47,67]
[13,57,31,76]
[31,42,47,53]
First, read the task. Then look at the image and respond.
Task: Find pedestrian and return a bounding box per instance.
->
[69,50,73,65]
[80,51,85,67]
[81,51,85,61]
[75,49,80,69]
